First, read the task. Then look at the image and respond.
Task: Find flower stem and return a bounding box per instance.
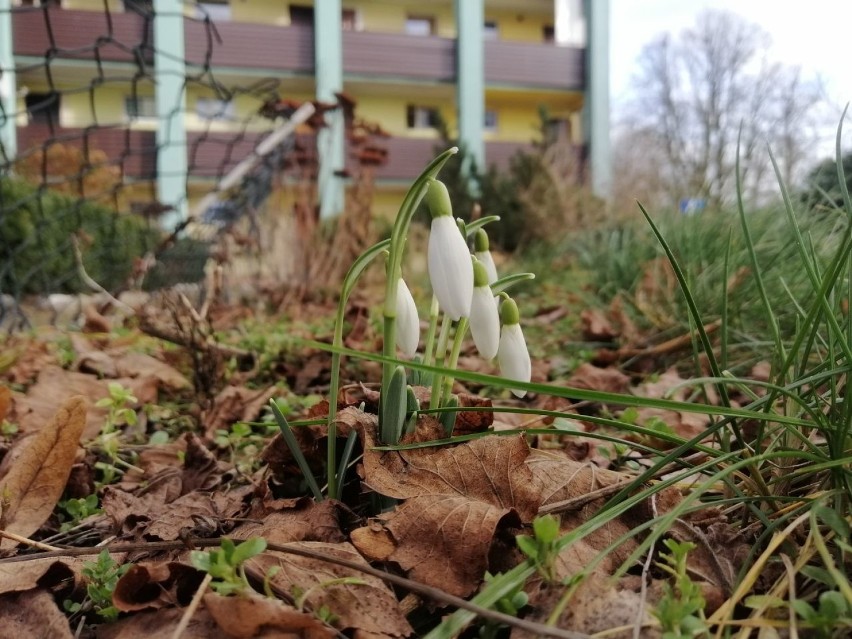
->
[429,315,453,409]
[422,295,440,366]
[441,317,469,405]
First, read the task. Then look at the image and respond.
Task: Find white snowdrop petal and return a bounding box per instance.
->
[498,323,531,398]
[428,216,474,320]
[475,250,498,285]
[395,278,420,357]
[469,287,500,359]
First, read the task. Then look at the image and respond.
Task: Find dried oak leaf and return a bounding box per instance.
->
[232,496,347,545]
[113,561,204,612]
[566,362,631,395]
[0,557,80,597]
[384,494,520,597]
[204,590,335,639]
[96,606,220,639]
[356,409,541,522]
[526,448,632,510]
[144,492,219,541]
[580,308,618,342]
[246,541,411,638]
[0,588,74,639]
[0,395,87,548]
[202,385,277,438]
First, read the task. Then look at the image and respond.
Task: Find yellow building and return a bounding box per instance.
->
[1,0,609,222]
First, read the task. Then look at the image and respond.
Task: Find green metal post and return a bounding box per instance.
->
[582,0,611,198]
[315,0,344,219]
[455,0,484,191]
[0,0,16,162]
[154,0,188,229]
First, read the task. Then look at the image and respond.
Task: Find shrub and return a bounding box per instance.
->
[0,176,160,294]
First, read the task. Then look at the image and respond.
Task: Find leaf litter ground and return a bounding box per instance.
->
[0,298,775,639]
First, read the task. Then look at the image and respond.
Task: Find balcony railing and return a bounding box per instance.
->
[16,122,156,179]
[13,8,583,90]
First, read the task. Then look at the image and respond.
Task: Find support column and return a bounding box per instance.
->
[154,0,188,229]
[0,0,17,163]
[315,0,344,219]
[455,0,484,191]
[582,0,611,198]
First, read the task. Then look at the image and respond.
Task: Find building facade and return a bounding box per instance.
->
[0,0,609,222]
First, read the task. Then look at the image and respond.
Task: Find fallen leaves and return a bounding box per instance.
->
[0,396,87,548]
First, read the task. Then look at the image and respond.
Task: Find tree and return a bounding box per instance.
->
[617,10,823,210]
[800,152,852,211]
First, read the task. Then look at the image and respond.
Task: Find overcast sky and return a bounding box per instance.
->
[610,0,852,155]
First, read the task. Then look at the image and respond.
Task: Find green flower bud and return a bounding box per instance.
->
[425,179,452,219]
[474,228,490,252]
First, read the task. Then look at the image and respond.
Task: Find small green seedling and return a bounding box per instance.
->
[59,494,102,531]
[652,539,708,639]
[516,514,560,583]
[64,549,130,621]
[791,591,851,638]
[478,571,529,639]
[190,537,267,596]
[95,382,138,433]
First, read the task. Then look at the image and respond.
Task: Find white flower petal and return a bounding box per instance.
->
[469,287,500,359]
[395,278,420,357]
[475,250,498,285]
[428,216,473,320]
[498,323,531,398]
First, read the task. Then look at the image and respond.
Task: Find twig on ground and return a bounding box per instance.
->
[0,529,63,551]
[171,572,212,639]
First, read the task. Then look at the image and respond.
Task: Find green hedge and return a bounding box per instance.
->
[0,177,161,295]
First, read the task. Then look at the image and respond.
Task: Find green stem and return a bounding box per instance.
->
[422,295,440,366]
[429,315,453,409]
[381,147,459,400]
[327,239,391,500]
[441,317,469,405]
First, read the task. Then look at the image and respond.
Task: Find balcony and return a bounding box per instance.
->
[12,8,583,90]
[12,7,153,65]
[16,122,156,179]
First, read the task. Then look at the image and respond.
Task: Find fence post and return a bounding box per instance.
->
[315,0,344,219]
[154,0,188,229]
[0,0,16,162]
[455,0,484,194]
[582,0,611,199]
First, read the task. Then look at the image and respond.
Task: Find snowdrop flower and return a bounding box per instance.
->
[474,229,498,285]
[394,277,419,357]
[469,259,500,359]
[497,297,531,398]
[425,180,473,321]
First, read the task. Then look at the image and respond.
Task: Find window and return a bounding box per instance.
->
[196,0,230,21]
[196,97,235,121]
[543,25,555,43]
[25,92,60,124]
[122,0,152,14]
[125,95,156,120]
[546,117,571,143]
[406,105,440,129]
[289,5,314,26]
[342,8,358,31]
[405,15,434,36]
[484,110,498,131]
[483,20,499,40]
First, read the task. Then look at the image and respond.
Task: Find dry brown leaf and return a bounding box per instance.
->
[204,591,335,639]
[526,448,631,509]
[202,385,277,437]
[96,606,220,639]
[0,395,87,548]
[566,362,631,394]
[11,366,155,440]
[0,385,11,423]
[115,351,191,391]
[143,492,219,541]
[350,524,395,562]
[113,561,204,612]
[356,410,541,522]
[580,308,618,341]
[0,557,80,596]
[232,497,346,545]
[385,494,519,597]
[0,588,75,639]
[247,541,412,638]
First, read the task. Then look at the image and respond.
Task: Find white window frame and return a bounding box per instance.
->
[196,0,231,22]
[407,105,439,130]
[483,20,499,40]
[196,97,236,121]
[125,95,157,121]
[405,15,434,37]
[484,109,498,132]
